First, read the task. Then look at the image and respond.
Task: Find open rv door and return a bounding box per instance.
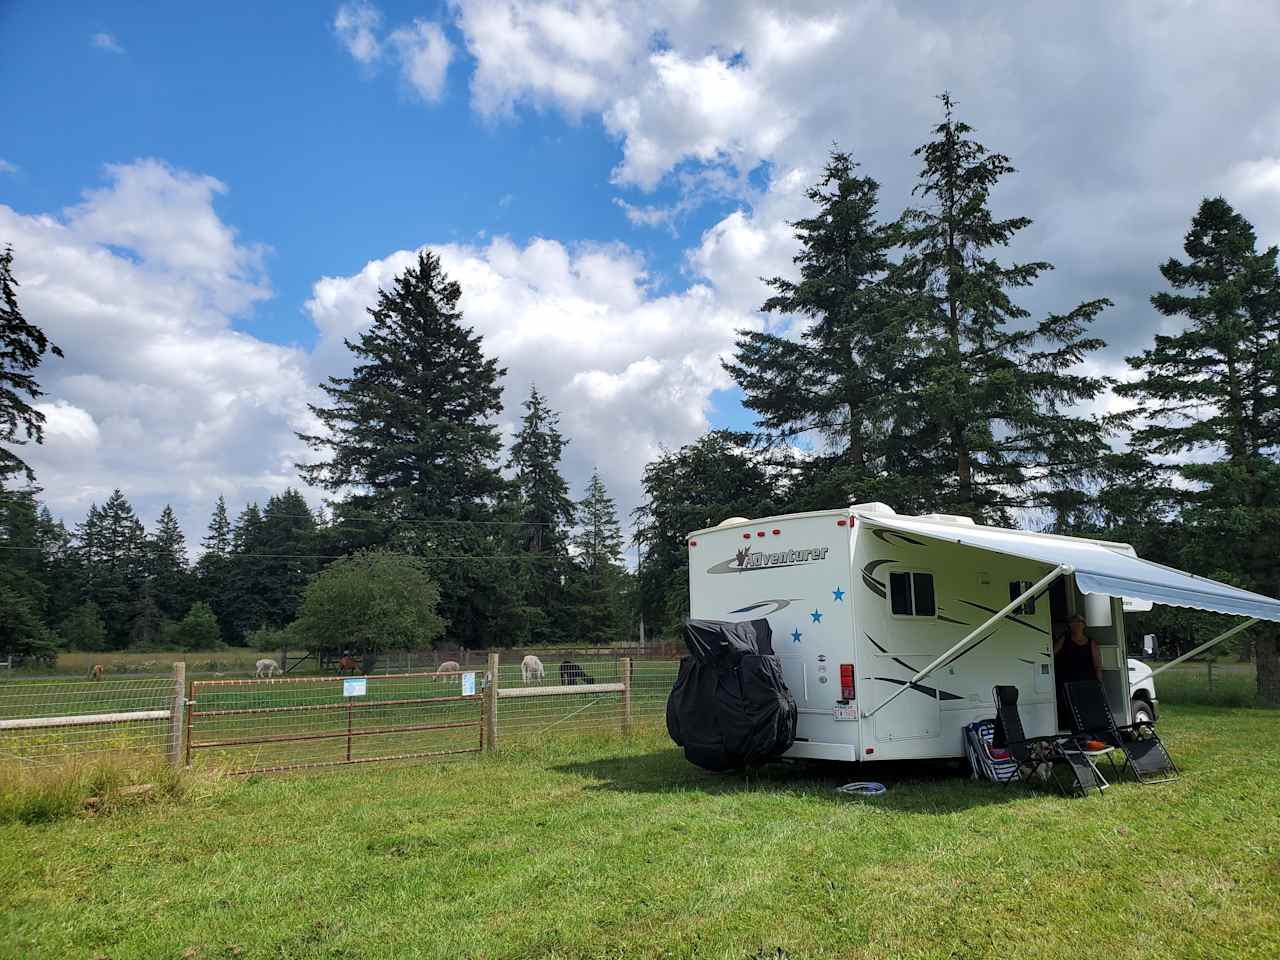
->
[857,514,1280,720]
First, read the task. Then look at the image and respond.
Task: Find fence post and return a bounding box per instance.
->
[484,652,500,753]
[168,661,186,768]
[621,656,632,738]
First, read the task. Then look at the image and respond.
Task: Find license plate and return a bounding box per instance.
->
[833,704,858,721]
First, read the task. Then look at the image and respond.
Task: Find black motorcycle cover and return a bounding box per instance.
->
[666,618,798,771]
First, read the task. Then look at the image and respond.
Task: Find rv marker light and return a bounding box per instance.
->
[687,540,697,547]
[836,519,847,526]
[772,528,781,535]
[757,531,765,537]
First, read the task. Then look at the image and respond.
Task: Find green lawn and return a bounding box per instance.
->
[3,704,1279,959]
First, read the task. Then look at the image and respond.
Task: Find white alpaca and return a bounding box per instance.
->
[255,658,281,678]
[520,654,545,683]
[435,660,462,684]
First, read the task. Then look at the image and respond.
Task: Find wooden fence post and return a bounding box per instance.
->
[168,661,186,768]
[621,657,632,738]
[484,652,500,753]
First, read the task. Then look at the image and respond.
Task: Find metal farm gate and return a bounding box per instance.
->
[187,670,485,774]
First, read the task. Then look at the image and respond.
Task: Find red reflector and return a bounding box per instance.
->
[836,519,847,526]
[839,663,855,701]
[742,533,751,539]
[865,747,875,755]
[772,528,781,535]
[757,531,765,537]
[687,540,697,547]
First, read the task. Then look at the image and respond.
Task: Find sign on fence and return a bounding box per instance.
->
[343,677,367,697]
[461,672,476,697]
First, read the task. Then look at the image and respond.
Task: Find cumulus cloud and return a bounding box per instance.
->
[306,236,756,518]
[334,2,383,63]
[390,20,454,102]
[91,33,124,54]
[0,162,316,543]
[0,159,17,175]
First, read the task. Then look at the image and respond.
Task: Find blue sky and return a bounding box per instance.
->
[2,1,1279,546]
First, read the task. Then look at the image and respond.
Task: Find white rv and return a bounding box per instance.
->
[687,503,1280,764]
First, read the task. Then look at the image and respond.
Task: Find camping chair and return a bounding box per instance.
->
[1065,680,1179,784]
[992,685,1107,798]
[963,719,1018,784]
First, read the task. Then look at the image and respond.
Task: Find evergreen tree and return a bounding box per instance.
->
[165,600,220,650]
[148,504,191,621]
[59,600,107,651]
[568,469,627,644]
[725,150,919,511]
[0,245,63,484]
[75,490,146,647]
[296,251,512,648]
[223,502,272,643]
[0,487,58,662]
[634,432,783,634]
[507,385,576,643]
[254,488,321,629]
[1118,196,1280,702]
[194,496,235,643]
[896,94,1113,520]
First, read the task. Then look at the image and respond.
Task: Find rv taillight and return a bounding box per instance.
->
[687,540,697,547]
[839,664,855,700]
[772,528,781,535]
[742,533,751,540]
[756,531,765,537]
[836,519,847,527]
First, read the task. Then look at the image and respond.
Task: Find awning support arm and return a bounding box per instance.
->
[1147,618,1259,678]
[863,563,1073,719]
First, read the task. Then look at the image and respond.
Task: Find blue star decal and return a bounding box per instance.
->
[790,628,802,643]
[810,609,823,623]
[832,586,845,602]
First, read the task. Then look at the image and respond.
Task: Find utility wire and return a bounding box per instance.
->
[0,543,564,561]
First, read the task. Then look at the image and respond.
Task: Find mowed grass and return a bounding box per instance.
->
[2,705,1279,960]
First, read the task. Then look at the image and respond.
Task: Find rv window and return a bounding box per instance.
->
[889,571,936,618]
[1009,580,1036,615]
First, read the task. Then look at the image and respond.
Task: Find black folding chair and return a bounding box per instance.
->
[993,685,1107,798]
[1065,680,1179,784]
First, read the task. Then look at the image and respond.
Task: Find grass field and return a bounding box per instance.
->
[2,703,1278,960]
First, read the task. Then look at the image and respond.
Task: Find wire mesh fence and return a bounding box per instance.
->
[0,673,178,764]
[188,670,486,774]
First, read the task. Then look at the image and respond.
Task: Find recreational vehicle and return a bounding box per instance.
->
[686,503,1280,764]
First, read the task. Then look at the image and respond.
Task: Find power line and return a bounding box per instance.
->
[0,544,565,561]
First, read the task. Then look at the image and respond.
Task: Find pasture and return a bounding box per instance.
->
[2,703,1279,960]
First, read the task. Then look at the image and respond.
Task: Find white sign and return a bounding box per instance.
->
[461,672,476,697]
[343,677,367,697]
[833,703,858,721]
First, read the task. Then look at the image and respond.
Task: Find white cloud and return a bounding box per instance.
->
[306,236,757,520]
[334,2,383,64]
[390,20,454,102]
[91,33,124,54]
[0,159,17,175]
[0,162,316,542]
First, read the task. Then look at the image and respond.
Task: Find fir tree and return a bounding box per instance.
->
[725,150,917,510]
[76,490,146,647]
[255,488,321,629]
[296,251,511,648]
[194,496,236,644]
[203,495,231,556]
[0,245,63,484]
[224,502,272,643]
[1119,196,1280,701]
[148,504,191,620]
[569,470,627,644]
[507,385,576,643]
[896,94,1113,520]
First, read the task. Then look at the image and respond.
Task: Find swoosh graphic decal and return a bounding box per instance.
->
[873,677,965,702]
[727,599,802,616]
[861,574,886,598]
[871,529,926,546]
[957,599,1049,635]
[937,614,970,626]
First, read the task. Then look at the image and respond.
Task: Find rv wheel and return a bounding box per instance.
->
[1130,698,1157,725]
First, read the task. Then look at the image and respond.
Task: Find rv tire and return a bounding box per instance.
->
[1131,697,1157,725]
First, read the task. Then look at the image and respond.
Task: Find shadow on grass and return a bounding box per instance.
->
[554,748,1039,813]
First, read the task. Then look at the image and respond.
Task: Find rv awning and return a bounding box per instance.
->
[863,514,1280,624]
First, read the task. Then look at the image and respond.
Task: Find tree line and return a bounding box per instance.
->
[634,96,1280,704]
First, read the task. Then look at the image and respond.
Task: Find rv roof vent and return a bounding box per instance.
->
[717,517,751,527]
[849,502,896,516]
[917,513,976,526]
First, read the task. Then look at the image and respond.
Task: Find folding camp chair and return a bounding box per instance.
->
[992,685,1107,797]
[1065,680,1179,784]
[963,719,1018,784]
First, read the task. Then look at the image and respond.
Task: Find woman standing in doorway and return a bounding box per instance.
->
[1054,613,1102,728]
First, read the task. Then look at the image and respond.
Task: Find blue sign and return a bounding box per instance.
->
[343,677,367,697]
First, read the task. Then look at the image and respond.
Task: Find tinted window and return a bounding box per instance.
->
[1009,580,1035,615]
[890,571,913,615]
[913,572,936,617]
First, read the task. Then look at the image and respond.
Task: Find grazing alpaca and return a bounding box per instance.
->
[435,660,461,684]
[520,655,545,684]
[559,661,595,686]
[90,663,104,681]
[337,655,360,674]
[255,658,282,678]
